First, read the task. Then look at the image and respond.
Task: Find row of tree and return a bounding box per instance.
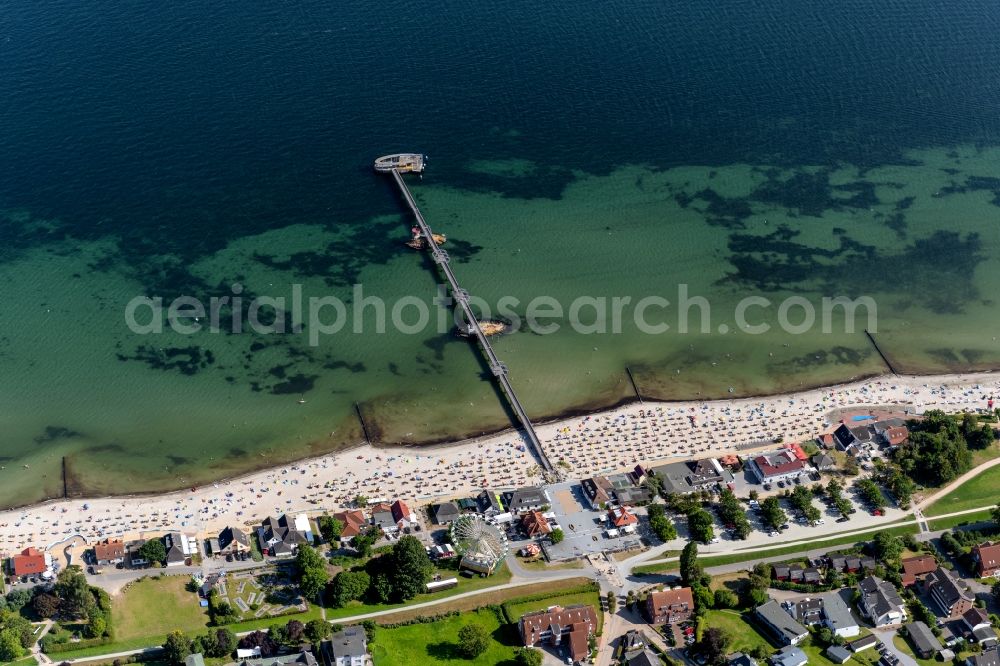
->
[715,489,751,540]
[788,485,821,524]
[647,503,678,542]
[162,617,346,664]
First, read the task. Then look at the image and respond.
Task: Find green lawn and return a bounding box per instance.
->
[927,508,995,531]
[113,576,210,642]
[44,573,322,660]
[633,522,919,574]
[702,610,771,655]
[503,589,603,632]
[326,563,512,620]
[800,639,880,666]
[926,465,1000,516]
[370,607,520,666]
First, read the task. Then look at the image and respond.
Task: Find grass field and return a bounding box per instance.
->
[370,607,520,666]
[925,464,1000,516]
[325,563,513,620]
[113,575,210,642]
[45,574,321,660]
[633,522,919,574]
[371,578,594,625]
[702,610,771,655]
[926,509,995,531]
[800,638,880,666]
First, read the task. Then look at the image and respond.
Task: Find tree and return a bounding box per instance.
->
[238,630,278,658]
[760,497,787,531]
[687,508,715,543]
[295,544,329,601]
[354,495,369,508]
[362,620,377,642]
[0,609,33,650]
[318,515,344,543]
[388,536,433,601]
[691,626,730,666]
[648,503,678,542]
[85,614,107,639]
[4,589,31,613]
[163,630,192,664]
[748,489,759,501]
[295,543,326,574]
[371,571,393,603]
[329,570,371,607]
[0,628,23,662]
[892,410,973,486]
[54,567,95,619]
[606,590,617,613]
[457,623,490,658]
[514,646,543,666]
[212,628,237,657]
[284,619,305,644]
[992,503,1000,528]
[549,528,565,544]
[306,618,333,643]
[32,592,60,618]
[713,589,738,609]
[680,542,702,587]
[351,526,380,558]
[301,567,330,601]
[872,531,904,565]
[692,584,714,613]
[138,538,167,566]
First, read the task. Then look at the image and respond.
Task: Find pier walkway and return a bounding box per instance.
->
[387,167,554,475]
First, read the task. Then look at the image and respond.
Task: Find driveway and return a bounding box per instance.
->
[873,628,918,666]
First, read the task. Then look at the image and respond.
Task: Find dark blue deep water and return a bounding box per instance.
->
[2,0,1000,504]
[3,0,999,284]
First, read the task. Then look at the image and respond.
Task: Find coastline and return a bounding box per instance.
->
[3,369,999,554]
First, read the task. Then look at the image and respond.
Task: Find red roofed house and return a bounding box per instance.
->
[901,555,938,586]
[973,542,1000,577]
[92,539,126,566]
[522,510,552,537]
[520,605,597,664]
[817,433,836,449]
[332,509,368,543]
[645,586,695,625]
[785,443,808,461]
[882,426,909,447]
[391,499,417,532]
[11,547,49,577]
[747,449,807,484]
[609,506,638,529]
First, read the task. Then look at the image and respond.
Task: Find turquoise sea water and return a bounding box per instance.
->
[1,1,1000,506]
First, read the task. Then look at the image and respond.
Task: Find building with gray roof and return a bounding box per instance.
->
[755,600,808,646]
[905,621,942,659]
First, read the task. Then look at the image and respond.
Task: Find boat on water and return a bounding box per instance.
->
[405,233,446,250]
[373,153,425,173]
[456,319,508,338]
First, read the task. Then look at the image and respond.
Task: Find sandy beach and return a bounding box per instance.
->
[3,371,998,555]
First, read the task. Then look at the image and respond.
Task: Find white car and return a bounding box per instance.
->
[768,531,777,537]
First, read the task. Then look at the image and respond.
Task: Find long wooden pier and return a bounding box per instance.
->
[386,167,554,475]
